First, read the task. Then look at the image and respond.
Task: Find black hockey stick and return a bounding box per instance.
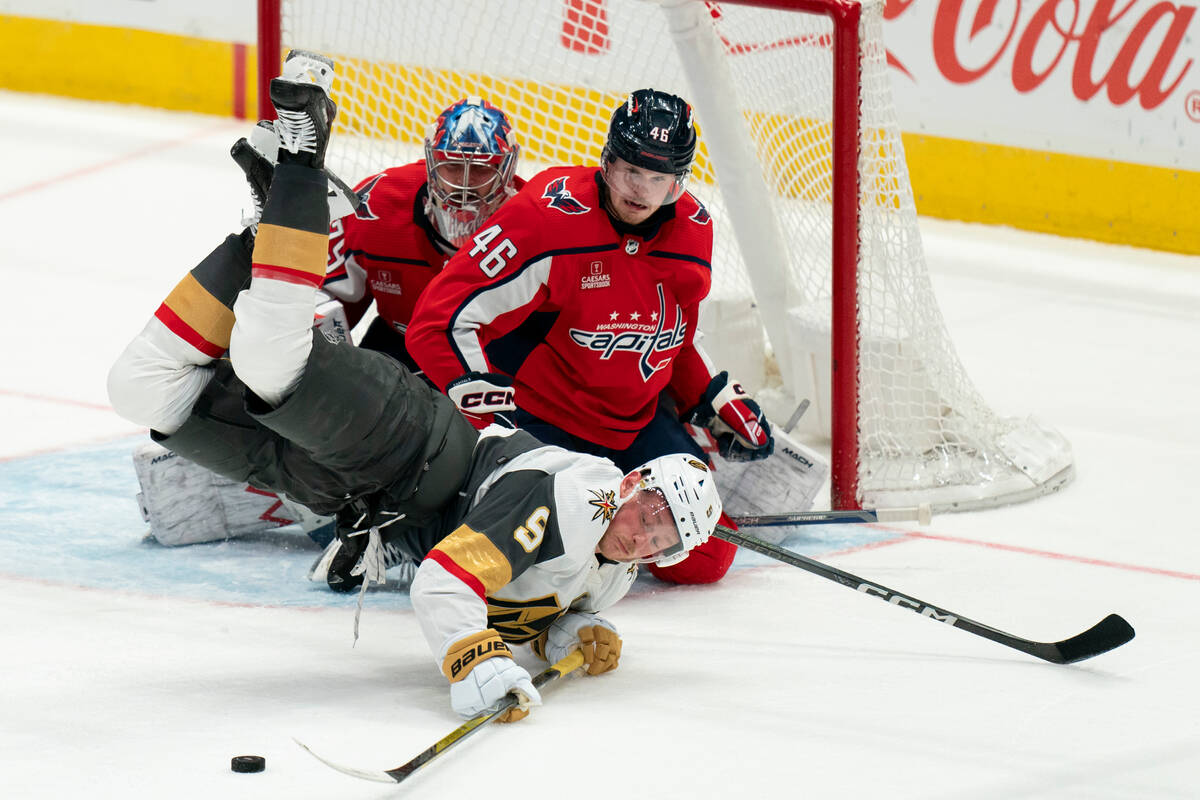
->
[732,503,932,529]
[716,526,1134,664]
[295,650,586,784]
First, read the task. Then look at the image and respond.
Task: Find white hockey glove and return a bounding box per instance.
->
[443,630,540,723]
[533,612,623,676]
[446,371,516,427]
[688,371,774,462]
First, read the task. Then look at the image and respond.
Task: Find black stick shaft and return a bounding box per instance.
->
[716,526,1133,664]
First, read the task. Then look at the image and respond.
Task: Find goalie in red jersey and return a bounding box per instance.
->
[408,88,774,585]
[320,97,523,375]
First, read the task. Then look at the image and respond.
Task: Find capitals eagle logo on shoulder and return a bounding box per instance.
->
[354,173,384,220]
[542,176,591,215]
[690,201,710,226]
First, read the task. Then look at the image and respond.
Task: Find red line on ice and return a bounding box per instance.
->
[0,387,112,412]
[906,530,1200,581]
[0,120,240,202]
[0,429,144,462]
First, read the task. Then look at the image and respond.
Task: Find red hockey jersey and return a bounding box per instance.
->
[407,166,718,449]
[321,161,448,330]
[321,161,525,332]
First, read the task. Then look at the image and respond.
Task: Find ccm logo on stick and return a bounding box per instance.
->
[857,583,958,625]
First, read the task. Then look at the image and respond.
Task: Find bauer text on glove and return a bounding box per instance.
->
[444,629,540,722]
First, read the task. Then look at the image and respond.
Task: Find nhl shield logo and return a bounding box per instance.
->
[624,239,640,255]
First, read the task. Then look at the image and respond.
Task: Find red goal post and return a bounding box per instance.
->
[257,0,1074,513]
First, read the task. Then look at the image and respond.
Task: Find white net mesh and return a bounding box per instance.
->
[276,0,1073,510]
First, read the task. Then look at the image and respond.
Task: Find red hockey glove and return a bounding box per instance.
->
[446,371,516,428]
[688,371,774,462]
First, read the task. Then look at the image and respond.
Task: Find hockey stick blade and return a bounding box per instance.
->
[1039,613,1135,664]
[293,738,397,784]
[296,650,587,784]
[716,526,1135,664]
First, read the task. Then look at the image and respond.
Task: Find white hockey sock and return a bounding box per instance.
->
[229,278,316,407]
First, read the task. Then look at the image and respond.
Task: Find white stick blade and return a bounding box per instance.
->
[293,738,396,783]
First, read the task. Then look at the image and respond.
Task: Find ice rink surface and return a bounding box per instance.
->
[1,90,1197,799]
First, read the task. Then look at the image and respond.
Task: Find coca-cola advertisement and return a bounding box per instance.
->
[883,0,1199,169]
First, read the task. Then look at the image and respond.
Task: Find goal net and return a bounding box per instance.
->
[261,0,1074,512]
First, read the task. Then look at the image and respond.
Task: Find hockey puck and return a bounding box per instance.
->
[231,755,266,773]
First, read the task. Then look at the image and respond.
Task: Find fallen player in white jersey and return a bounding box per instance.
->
[107,50,722,721]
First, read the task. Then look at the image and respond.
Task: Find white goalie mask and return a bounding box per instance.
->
[620,454,722,568]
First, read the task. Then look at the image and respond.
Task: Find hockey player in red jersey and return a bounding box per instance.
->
[407,89,774,586]
[320,97,522,373]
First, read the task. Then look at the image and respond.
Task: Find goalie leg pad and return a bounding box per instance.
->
[132,440,302,546]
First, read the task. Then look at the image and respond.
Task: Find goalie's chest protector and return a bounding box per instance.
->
[505,168,712,405]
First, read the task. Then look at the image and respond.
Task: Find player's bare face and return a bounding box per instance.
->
[603,159,675,225]
[596,487,682,562]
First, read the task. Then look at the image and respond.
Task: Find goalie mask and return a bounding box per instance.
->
[616,454,722,567]
[424,97,520,247]
[601,88,696,206]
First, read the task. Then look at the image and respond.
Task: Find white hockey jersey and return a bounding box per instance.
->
[410,428,638,668]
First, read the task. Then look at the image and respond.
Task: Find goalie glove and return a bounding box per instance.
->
[688,371,775,462]
[533,612,623,676]
[444,630,540,723]
[446,371,516,427]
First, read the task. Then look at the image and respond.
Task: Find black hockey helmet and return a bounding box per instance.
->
[601,89,696,203]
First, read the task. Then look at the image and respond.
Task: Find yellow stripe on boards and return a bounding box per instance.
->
[0,15,256,116]
[2,14,1196,256]
[904,133,1200,256]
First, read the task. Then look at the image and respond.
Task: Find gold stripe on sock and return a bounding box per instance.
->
[253,223,328,279]
[161,272,236,350]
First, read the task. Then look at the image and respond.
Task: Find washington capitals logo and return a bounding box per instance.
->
[690,201,710,226]
[567,283,687,383]
[542,177,591,215]
[354,174,383,220]
[588,488,618,522]
[639,284,684,380]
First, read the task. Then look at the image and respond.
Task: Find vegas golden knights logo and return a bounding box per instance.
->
[487,595,567,643]
[588,488,617,522]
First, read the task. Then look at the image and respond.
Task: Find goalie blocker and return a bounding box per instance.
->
[688,424,829,544]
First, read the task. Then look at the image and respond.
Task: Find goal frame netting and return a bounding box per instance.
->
[257,0,1074,512]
